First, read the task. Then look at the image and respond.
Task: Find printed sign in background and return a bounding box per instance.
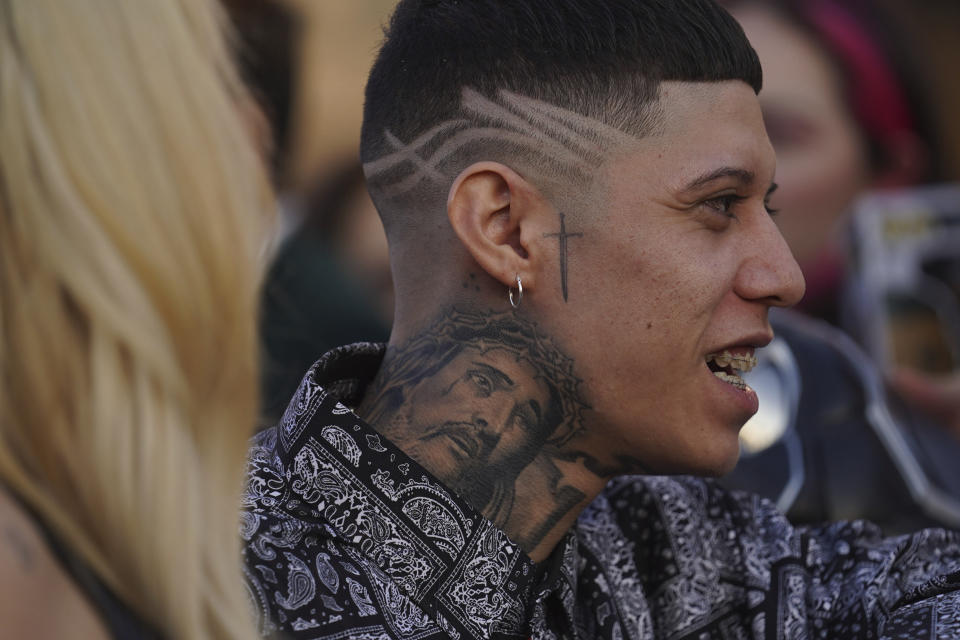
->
[846,184,960,374]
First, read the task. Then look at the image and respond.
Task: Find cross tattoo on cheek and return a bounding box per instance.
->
[543,213,583,302]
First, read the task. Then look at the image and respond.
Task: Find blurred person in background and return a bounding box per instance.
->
[224,0,300,192]
[719,0,960,532]
[260,161,392,421]
[726,0,942,326]
[219,0,394,424]
[727,0,960,416]
[0,0,271,637]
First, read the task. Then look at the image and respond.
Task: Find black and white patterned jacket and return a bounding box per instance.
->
[241,343,960,639]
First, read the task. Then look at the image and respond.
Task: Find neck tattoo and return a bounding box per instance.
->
[358,308,645,560]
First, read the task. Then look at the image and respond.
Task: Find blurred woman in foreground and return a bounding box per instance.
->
[0,1,271,637]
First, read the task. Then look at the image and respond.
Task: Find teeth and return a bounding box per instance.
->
[712,370,749,390]
[705,350,758,373]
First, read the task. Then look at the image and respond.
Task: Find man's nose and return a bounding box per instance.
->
[734,214,806,308]
[471,416,503,453]
[473,403,514,435]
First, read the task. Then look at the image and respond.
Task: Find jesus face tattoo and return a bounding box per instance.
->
[398,347,554,488]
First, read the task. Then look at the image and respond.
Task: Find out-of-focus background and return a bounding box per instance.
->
[259,0,397,189]
[874,1,960,179]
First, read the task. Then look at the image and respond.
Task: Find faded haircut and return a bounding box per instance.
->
[361,0,763,227]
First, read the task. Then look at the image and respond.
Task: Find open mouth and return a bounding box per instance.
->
[705,350,758,391]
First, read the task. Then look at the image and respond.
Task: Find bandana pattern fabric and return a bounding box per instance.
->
[242,343,960,639]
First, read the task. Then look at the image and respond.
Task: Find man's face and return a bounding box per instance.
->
[398,347,553,484]
[537,81,805,476]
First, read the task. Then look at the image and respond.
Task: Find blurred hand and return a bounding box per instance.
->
[890,368,960,435]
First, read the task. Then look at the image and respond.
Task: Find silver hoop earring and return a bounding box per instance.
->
[508,274,523,309]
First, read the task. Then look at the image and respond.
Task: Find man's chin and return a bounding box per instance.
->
[699,444,743,477]
[702,452,741,478]
[644,440,742,478]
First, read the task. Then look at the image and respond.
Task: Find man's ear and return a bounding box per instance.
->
[447,161,547,291]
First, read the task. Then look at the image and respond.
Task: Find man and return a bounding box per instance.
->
[241,1,960,638]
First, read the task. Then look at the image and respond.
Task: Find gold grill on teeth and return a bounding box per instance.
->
[712,371,749,390]
[705,350,758,373]
[705,350,757,391]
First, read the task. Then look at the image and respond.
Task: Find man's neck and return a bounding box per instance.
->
[355,307,635,563]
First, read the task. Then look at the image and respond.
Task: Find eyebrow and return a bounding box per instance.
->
[681,168,780,199]
[681,167,757,192]
[510,398,545,434]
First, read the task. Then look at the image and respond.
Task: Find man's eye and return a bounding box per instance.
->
[702,194,742,218]
[467,371,492,397]
[512,411,534,433]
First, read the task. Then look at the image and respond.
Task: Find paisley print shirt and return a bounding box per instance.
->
[242,343,960,639]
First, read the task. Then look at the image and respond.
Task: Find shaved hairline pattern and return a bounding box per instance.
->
[363,87,638,200]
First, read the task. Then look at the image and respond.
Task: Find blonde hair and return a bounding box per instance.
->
[0,1,271,638]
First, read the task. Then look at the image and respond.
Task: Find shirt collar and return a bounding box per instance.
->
[271,343,551,639]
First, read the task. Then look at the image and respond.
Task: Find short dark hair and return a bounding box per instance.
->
[361,0,761,207]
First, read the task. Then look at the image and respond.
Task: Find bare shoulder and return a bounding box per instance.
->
[0,488,110,640]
